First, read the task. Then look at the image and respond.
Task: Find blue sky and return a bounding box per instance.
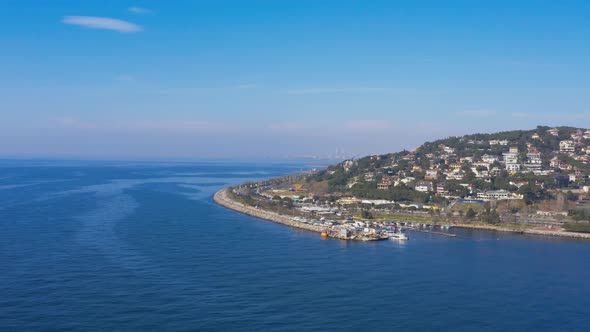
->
[1,0,590,159]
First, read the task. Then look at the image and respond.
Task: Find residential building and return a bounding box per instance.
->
[481,154,499,163]
[506,163,521,172]
[415,181,432,192]
[450,163,463,170]
[425,169,438,180]
[364,172,375,181]
[503,147,520,171]
[524,149,543,171]
[442,146,455,154]
[377,182,392,190]
[560,140,575,153]
[460,156,473,163]
[503,147,519,164]
[436,182,447,194]
[477,190,522,201]
[489,139,509,146]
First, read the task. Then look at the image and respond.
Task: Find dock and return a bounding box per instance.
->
[407,229,457,237]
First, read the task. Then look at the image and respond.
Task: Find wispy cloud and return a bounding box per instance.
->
[128,7,152,14]
[62,16,142,33]
[455,109,497,117]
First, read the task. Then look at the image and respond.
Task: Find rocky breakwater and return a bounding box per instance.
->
[454,223,590,240]
[214,188,328,234]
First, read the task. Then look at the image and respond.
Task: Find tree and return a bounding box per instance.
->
[284,198,294,209]
[466,208,476,219]
[361,210,374,219]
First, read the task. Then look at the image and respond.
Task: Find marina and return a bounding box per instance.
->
[214,188,458,241]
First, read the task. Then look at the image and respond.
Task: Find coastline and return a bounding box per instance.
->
[214,187,590,241]
[451,223,590,239]
[213,188,328,234]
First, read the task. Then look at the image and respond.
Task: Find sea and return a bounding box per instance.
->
[1,160,590,331]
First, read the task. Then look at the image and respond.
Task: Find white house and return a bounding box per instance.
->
[506,163,521,172]
[481,154,500,163]
[477,190,522,201]
[503,147,519,163]
[415,181,432,192]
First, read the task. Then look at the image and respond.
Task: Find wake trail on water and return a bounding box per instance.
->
[69,176,257,310]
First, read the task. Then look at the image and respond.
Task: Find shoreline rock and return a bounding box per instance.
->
[213,188,328,234]
[452,223,590,239]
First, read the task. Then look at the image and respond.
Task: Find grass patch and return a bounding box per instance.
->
[563,223,590,233]
[451,203,486,213]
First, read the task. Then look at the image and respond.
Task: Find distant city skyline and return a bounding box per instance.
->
[1,1,590,159]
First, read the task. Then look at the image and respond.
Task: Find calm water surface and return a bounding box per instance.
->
[1,160,589,331]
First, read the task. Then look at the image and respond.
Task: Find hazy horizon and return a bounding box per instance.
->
[0,125,580,162]
[2,1,590,159]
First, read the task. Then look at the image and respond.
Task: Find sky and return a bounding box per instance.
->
[1,0,590,160]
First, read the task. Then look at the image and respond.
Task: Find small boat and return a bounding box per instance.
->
[387,231,409,240]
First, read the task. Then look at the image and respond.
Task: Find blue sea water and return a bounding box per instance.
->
[1,160,590,331]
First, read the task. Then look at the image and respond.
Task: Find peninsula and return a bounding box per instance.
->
[215,126,590,240]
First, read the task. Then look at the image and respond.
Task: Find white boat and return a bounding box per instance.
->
[387,231,409,240]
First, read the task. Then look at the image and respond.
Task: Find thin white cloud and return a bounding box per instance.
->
[128,7,152,14]
[62,16,142,33]
[455,109,497,117]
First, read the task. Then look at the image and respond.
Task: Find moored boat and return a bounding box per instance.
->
[387,231,409,240]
